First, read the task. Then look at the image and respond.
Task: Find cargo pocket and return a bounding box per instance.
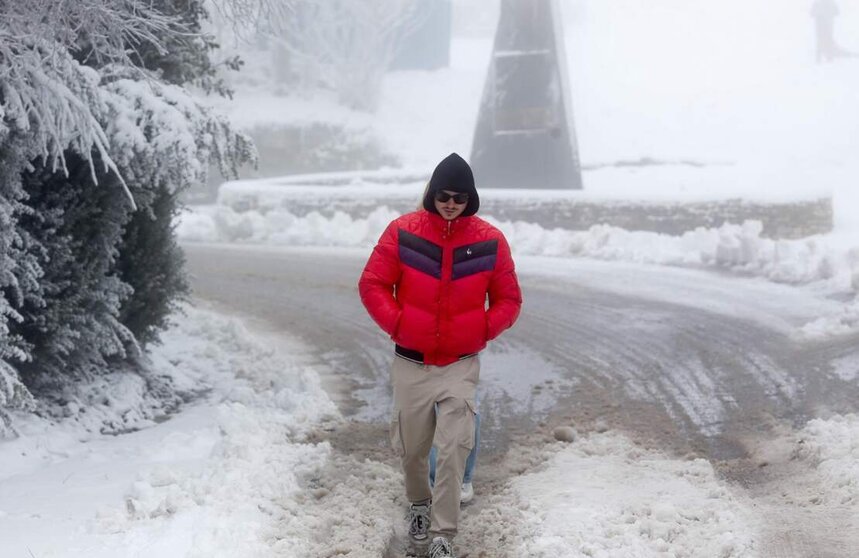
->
[390,410,405,457]
[459,399,477,451]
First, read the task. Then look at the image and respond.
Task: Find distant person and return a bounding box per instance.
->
[358,153,522,558]
[811,0,849,62]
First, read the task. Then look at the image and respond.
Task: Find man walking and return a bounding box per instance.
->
[359,153,522,557]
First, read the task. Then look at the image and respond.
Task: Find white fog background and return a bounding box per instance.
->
[203,0,859,226]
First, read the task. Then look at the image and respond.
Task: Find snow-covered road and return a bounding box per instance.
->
[2,244,857,557]
[185,243,859,456]
[184,242,859,556]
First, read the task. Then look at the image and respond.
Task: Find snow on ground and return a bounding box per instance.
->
[796,414,859,506]
[3,275,856,558]
[519,255,845,337]
[830,352,859,382]
[0,304,778,558]
[176,200,859,297]
[474,435,759,558]
[0,305,341,557]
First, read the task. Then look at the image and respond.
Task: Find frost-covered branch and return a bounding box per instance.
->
[0,1,256,431]
[210,0,422,111]
[0,42,138,207]
[0,0,245,208]
[282,0,422,111]
[208,0,296,44]
[0,361,35,437]
[0,0,175,67]
[101,76,256,191]
[0,0,194,207]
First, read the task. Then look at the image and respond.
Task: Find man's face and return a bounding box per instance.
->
[433,189,469,221]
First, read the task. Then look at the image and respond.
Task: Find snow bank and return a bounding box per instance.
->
[0,306,342,557]
[501,220,859,291]
[800,300,859,339]
[178,205,859,297]
[177,201,859,337]
[102,308,340,556]
[795,414,859,506]
[468,434,758,557]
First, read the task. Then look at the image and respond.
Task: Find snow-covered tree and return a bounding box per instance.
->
[103,76,254,347]
[16,152,136,389]
[0,1,176,203]
[0,0,254,434]
[213,0,422,111]
[113,0,243,98]
[0,137,42,431]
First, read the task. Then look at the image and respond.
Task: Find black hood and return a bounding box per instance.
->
[423,153,479,217]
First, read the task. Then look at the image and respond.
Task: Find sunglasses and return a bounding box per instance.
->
[434,191,469,204]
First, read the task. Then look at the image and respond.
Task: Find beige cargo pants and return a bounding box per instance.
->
[390,354,479,540]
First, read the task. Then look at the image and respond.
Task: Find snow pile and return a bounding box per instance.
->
[269,452,402,556]
[493,434,758,557]
[179,205,859,296]
[795,414,859,506]
[176,204,221,243]
[830,353,859,382]
[177,204,398,247]
[0,306,346,557]
[500,219,859,291]
[800,301,859,338]
[96,308,341,556]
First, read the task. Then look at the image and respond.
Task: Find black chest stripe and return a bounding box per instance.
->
[453,240,498,263]
[452,240,498,280]
[399,229,442,279]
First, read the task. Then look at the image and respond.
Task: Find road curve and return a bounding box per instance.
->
[183,243,859,461]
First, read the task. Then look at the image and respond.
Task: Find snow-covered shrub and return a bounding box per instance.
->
[117,184,189,347]
[0,136,45,435]
[103,74,254,347]
[0,0,255,430]
[14,151,136,389]
[0,361,35,435]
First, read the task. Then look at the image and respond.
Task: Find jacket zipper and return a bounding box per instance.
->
[436,219,454,357]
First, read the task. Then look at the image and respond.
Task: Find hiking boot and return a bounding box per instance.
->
[428,536,455,558]
[460,482,474,504]
[407,501,431,543]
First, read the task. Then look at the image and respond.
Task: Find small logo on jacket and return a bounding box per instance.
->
[466,248,472,255]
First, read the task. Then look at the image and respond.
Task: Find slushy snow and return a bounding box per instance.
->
[0,305,769,557]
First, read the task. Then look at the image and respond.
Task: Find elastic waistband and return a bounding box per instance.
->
[395,344,477,365]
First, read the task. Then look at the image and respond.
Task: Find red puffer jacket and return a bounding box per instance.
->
[359,209,522,366]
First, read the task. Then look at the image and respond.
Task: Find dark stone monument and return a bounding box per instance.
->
[470,0,583,189]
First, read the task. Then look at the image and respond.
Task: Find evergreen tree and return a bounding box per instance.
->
[116,184,188,346]
[107,0,244,347]
[0,0,254,433]
[0,134,43,432]
[15,152,135,389]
